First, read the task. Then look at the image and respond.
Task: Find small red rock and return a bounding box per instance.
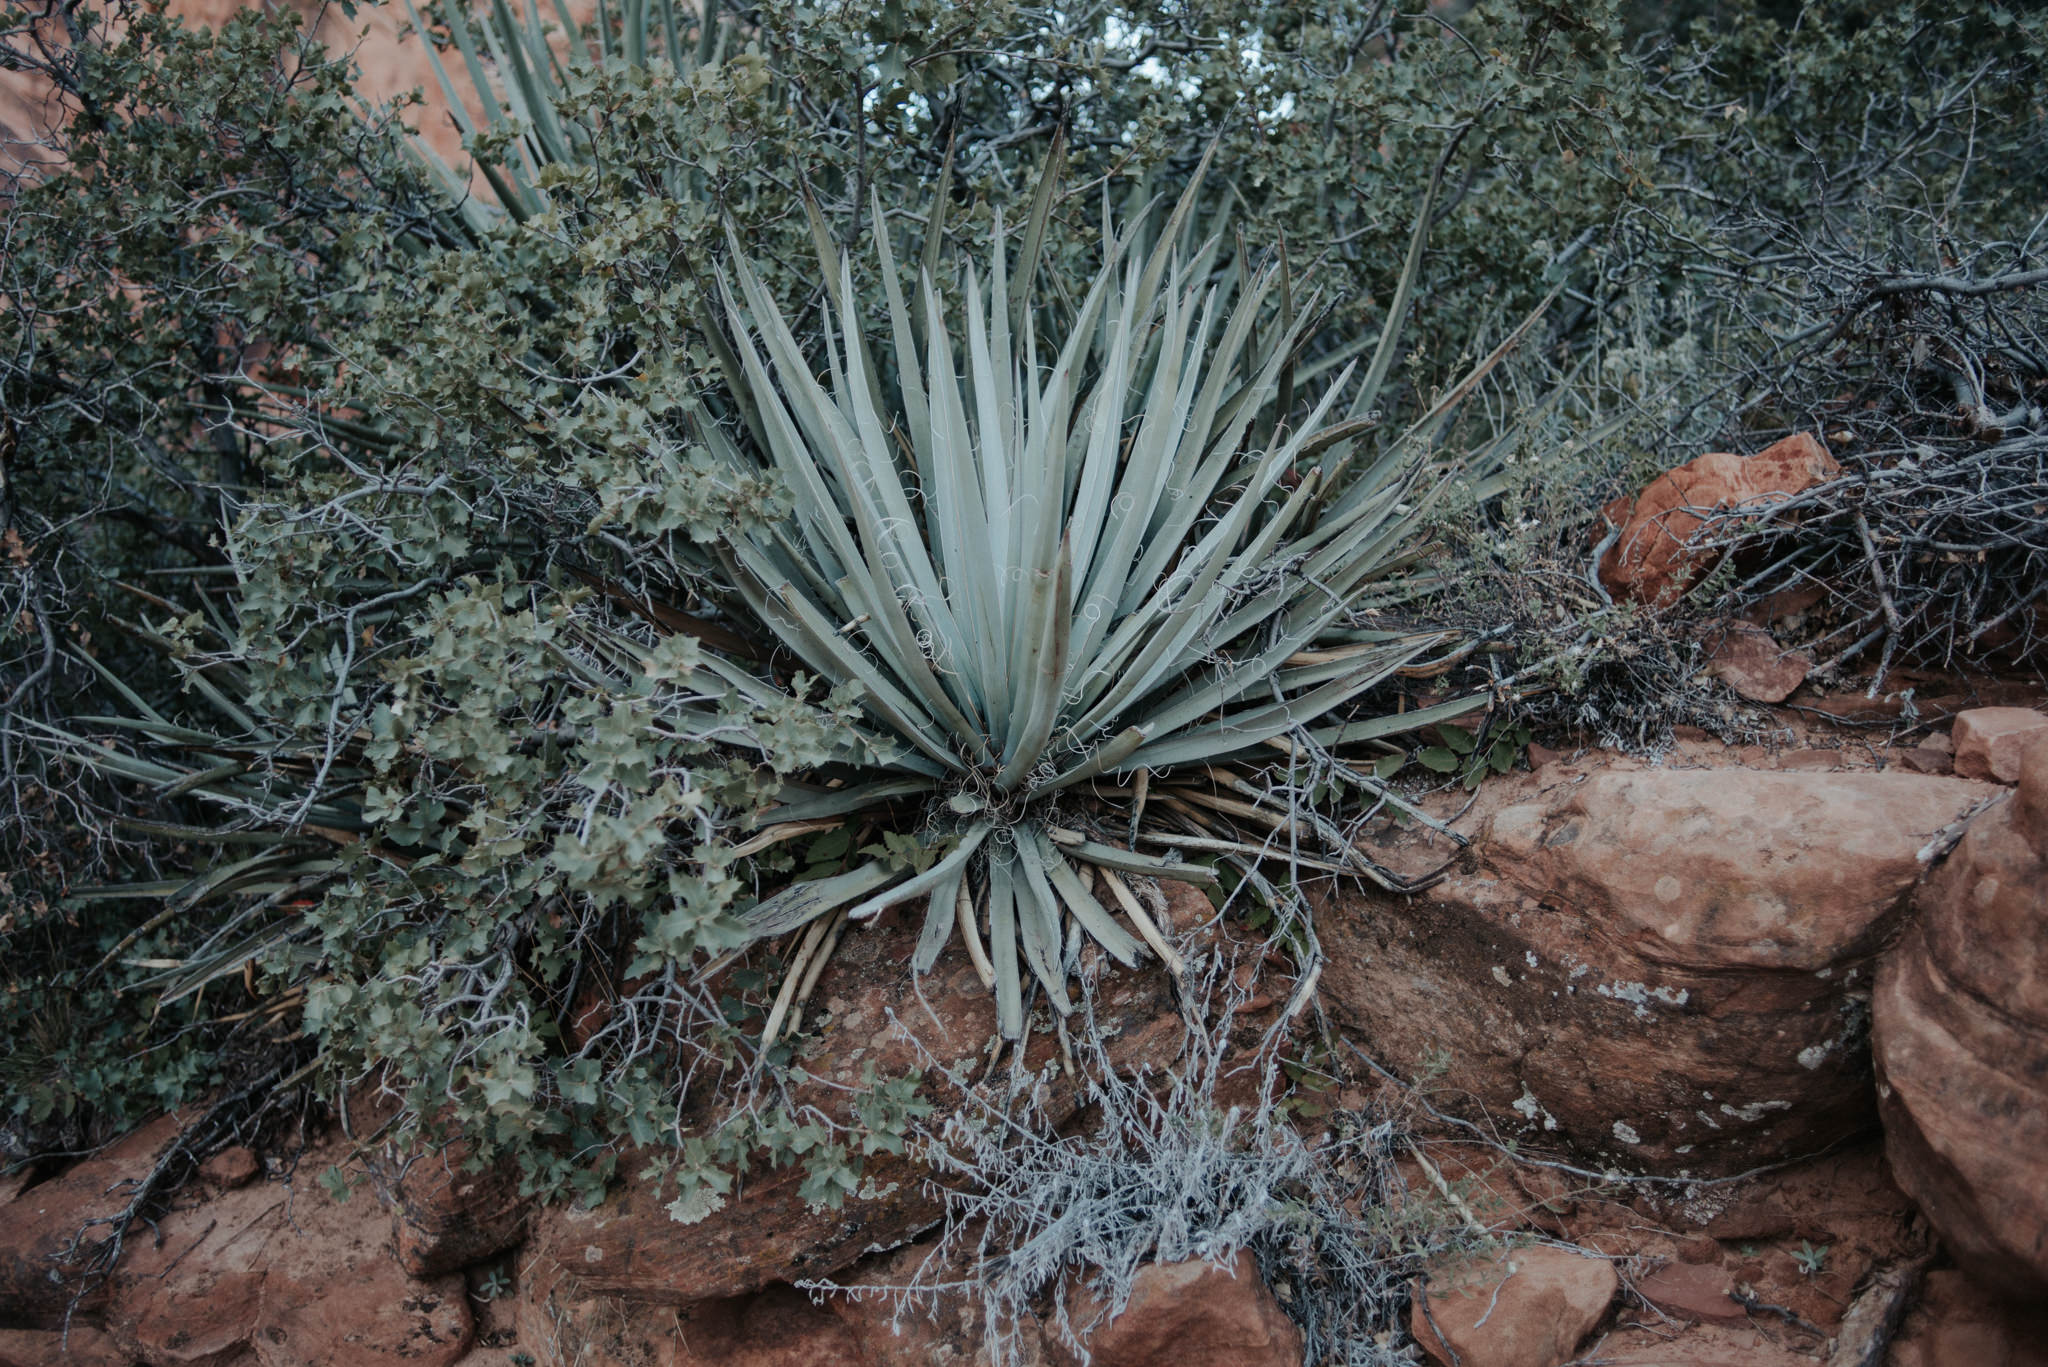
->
[1705,622,1811,703]
[1951,707,2048,782]
[1412,1245,1617,1367]
[1675,1236,1722,1266]
[1066,1251,1302,1367]
[200,1146,261,1190]
[1899,746,1956,775]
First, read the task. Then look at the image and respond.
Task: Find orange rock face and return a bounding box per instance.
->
[1875,731,2048,1302]
[1599,432,1840,607]
[3,0,589,184]
[1319,760,1994,1173]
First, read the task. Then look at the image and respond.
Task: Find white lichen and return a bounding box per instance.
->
[1596,979,1690,1020]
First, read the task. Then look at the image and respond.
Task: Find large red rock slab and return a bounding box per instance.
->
[1320,764,1993,1173]
[1874,731,2048,1301]
[1588,1324,1823,1365]
[518,920,1183,1315]
[0,1113,188,1327]
[1058,1252,1302,1367]
[90,1131,474,1367]
[0,1326,132,1366]
[1599,433,1839,606]
[1886,1269,2048,1367]
[1411,1245,1616,1367]
[252,1262,471,1367]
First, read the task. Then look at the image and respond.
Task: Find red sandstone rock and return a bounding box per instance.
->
[1950,706,2048,782]
[1632,1261,1745,1327]
[1887,1269,2048,1367]
[1599,433,1840,606]
[1693,1145,1920,1251]
[1774,748,1843,770]
[1411,1245,1616,1367]
[115,1261,266,1366]
[1589,1323,1821,1365]
[511,1279,872,1367]
[249,1262,468,1367]
[1060,1251,1302,1367]
[519,919,1183,1312]
[1673,1235,1720,1265]
[0,1326,131,1367]
[831,1238,1060,1367]
[87,1129,476,1367]
[0,1113,188,1326]
[390,1146,530,1279]
[253,1261,471,1367]
[1704,622,1810,703]
[1875,731,2048,1301]
[1320,764,1993,1173]
[1900,746,1956,775]
[3,0,588,180]
[199,1147,261,1191]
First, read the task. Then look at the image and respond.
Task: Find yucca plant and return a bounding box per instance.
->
[398,0,731,232]
[697,153,1538,1040]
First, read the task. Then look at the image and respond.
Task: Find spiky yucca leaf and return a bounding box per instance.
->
[707,176,1481,1038]
[400,0,727,231]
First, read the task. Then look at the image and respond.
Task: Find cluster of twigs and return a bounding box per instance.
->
[1598,11,2048,690]
[1694,267,2048,690]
